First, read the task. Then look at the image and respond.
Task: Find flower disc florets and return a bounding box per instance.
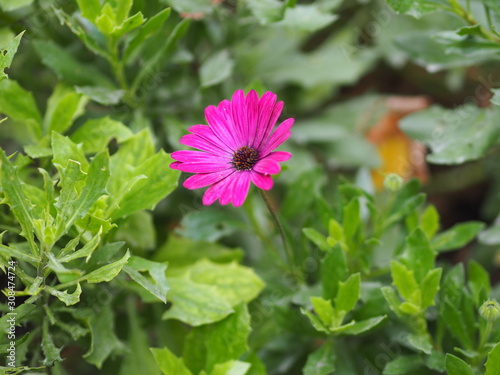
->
[232,146,259,171]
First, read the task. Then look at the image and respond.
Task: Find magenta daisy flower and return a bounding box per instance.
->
[170,89,294,207]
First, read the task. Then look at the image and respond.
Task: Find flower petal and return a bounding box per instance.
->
[170,161,231,173]
[251,172,274,190]
[230,89,248,144]
[266,151,292,162]
[171,150,230,163]
[231,171,251,207]
[203,178,231,205]
[183,169,234,189]
[253,158,281,175]
[205,104,239,149]
[259,118,294,157]
[253,93,283,149]
[187,125,233,154]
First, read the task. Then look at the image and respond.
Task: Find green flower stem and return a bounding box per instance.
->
[259,189,295,267]
[448,0,500,42]
[478,320,493,351]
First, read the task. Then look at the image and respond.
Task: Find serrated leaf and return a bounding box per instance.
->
[42,324,62,366]
[390,260,420,305]
[124,256,169,303]
[381,286,402,316]
[330,316,386,336]
[301,307,330,334]
[58,227,102,263]
[445,354,473,375]
[151,347,193,375]
[85,250,130,283]
[431,221,484,252]
[303,341,335,375]
[46,283,82,306]
[404,228,435,283]
[0,31,24,82]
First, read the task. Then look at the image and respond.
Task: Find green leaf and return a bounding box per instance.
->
[42,323,62,366]
[84,304,123,368]
[0,0,33,11]
[44,84,88,135]
[0,31,24,82]
[442,299,473,349]
[303,342,335,375]
[334,273,360,322]
[330,316,386,336]
[468,260,490,306]
[381,286,402,317]
[32,39,112,87]
[301,307,329,334]
[400,105,500,165]
[431,221,484,252]
[421,205,439,239]
[123,256,169,303]
[176,209,245,242]
[74,86,125,106]
[383,355,424,375]
[112,12,146,38]
[162,273,234,326]
[0,80,42,141]
[404,228,435,283]
[151,347,193,375]
[486,342,500,375]
[246,0,284,24]
[390,261,420,306]
[45,283,82,306]
[445,354,473,375]
[479,223,500,245]
[85,250,130,283]
[53,148,109,242]
[0,303,36,334]
[342,198,360,242]
[408,333,432,354]
[321,244,347,300]
[188,259,265,307]
[0,150,39,254]
[303,228,330,252]
[123,7,171,62]
[58,228,102,263]
[209,361,251,375]
[277,4,338,32]
[203,304,251,372]
[71,117,133,153]
[310,297,334,327]
[200,50,234,88]
[76,0,101,22]
[420,268,442,309]
[386,0,448,18]
[52,131,88,170]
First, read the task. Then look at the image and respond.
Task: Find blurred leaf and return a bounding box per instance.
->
[303,228,330,252]
[44,84,88,134]
[76,0,101,22]
[310,297,334,327]
[32,40,112,87]
[479,222,500,245]
[0,31,23,82]
[188,259,265,307]
[277,5,338,32]
[0,0,33,10]
[301,307,329,334]
[209,361,251,375]
[381,286,402,317]
[176,209,245,242]
[420,268,442,309]
[71,117,133,153]
[114,211,156,251]
[407,333,432,354]
[164,0,213,15]
[421,205,439,239]
[124,7,171,62]
[321,244,347,300]
[445,354,473,375]
[75,86,125,105]
[386,0,449,18]
[200,50,234,88]
[203,304,251,372]
[84,304,124,368]
[330,316,386,335]
[0,303,36,333]
[486,342,500,375]
[163,275,234,326]
[342,198,360,242]
[400,105,500,165]
[0,80,42,141]
[334,273,360,321]
[112,12,145,38]
[303,342,335,375]
[154,236,244,267]
[42,325,62,366]
[151,347,192,375]
[383,355,423,375]
[431,221,484,252]
[124,256,169,303]
[246,0,284,24]
[390,260,420,305]
[404,228,435,283]
[85,250,130,283]
[468,260,490,305]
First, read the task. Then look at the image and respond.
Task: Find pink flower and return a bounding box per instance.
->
[170,89,294,207]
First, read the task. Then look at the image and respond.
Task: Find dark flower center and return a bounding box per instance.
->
[231,146,259,171]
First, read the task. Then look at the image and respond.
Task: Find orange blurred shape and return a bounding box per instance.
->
[367,96,430,191]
